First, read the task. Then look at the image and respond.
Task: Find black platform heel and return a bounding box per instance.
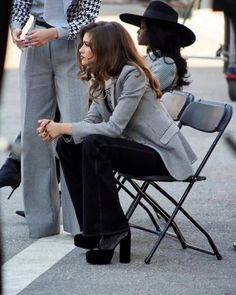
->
[86,230,131,265]
[0,158,21,199]
[119,230,131,263]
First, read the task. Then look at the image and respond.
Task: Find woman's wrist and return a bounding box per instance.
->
[60,123,73,136]
[49,28,58,39]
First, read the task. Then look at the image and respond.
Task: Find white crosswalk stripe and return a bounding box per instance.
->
[2,229,74,295]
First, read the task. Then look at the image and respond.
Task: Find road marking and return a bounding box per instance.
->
[2,229,75,295]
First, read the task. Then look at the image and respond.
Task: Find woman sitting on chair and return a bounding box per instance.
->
[120,0,196,92]
[37,21,197,265]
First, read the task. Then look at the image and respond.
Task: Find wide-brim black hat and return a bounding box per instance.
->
[120,0,196,47]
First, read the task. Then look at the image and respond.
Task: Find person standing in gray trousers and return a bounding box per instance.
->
[6,0,101,238]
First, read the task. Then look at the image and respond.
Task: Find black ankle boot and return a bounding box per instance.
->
[74,234,101,249]
[86,230,131,265]
[0,158,21,198]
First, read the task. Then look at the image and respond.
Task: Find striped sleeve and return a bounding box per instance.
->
[67,0,101,40]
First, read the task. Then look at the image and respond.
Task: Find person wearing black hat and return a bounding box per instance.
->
[120,0,196,92]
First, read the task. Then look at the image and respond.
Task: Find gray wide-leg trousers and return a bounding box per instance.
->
[20,36,88,238]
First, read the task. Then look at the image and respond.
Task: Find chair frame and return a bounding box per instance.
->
[116,99,233,264]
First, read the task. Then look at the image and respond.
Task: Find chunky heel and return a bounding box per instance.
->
[120,230,131,263]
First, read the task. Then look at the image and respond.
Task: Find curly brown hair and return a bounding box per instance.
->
[77,21,162,100]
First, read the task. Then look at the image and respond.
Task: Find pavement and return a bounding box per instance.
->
[1,3,236,295]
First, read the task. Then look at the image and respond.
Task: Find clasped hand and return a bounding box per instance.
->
[12,28,58,50]
[37,119,60,142]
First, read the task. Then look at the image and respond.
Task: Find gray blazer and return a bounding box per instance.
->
[71,65,197,180]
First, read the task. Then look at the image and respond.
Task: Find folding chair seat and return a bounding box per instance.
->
[116,99,233,264]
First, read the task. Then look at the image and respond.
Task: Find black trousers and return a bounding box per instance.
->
[56,134,169,237]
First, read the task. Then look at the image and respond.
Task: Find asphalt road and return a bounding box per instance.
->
[1,3,236,295]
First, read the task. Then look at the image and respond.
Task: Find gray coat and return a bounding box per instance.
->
[71,65,197,180]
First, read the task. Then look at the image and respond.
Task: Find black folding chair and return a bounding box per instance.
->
[116,90,194,234]
[116,99,233,264]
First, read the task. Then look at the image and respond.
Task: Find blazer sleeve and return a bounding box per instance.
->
[83,101,103,124]
[10,0,32,30]
[67,0,101,40]
[71,67,148,144]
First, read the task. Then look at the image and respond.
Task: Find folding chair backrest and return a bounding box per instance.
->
[179,99,233,177]
[161,90,194,121]
[179,99,233,133]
